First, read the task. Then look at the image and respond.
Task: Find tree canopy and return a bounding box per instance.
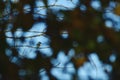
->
[0,0,120,80]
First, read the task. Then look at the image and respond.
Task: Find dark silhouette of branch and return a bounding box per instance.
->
[5,33,45,39]
[13,45,50,49]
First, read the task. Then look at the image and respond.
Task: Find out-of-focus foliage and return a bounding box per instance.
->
[113,3,120,15]
[0,0,120,80]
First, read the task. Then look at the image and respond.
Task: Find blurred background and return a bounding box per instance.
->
[0,0,120,80]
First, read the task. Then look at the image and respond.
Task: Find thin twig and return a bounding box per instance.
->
[5,30,45,33]
[13,45,50,49]
[6,33,45,39]
[89,56,98,79]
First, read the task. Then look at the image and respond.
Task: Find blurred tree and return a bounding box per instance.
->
[0,0,120,80]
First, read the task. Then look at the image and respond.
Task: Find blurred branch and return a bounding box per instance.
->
[0,4,70,18]
[6,33,45,39]
[13,45,50,49]
[5,30,45,33]
[34,4,70,9]
[89,56,98,79]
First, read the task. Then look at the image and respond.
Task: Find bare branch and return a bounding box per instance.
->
[13,45,50,49]
[5,30,45,33]
[6,33,46,39]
